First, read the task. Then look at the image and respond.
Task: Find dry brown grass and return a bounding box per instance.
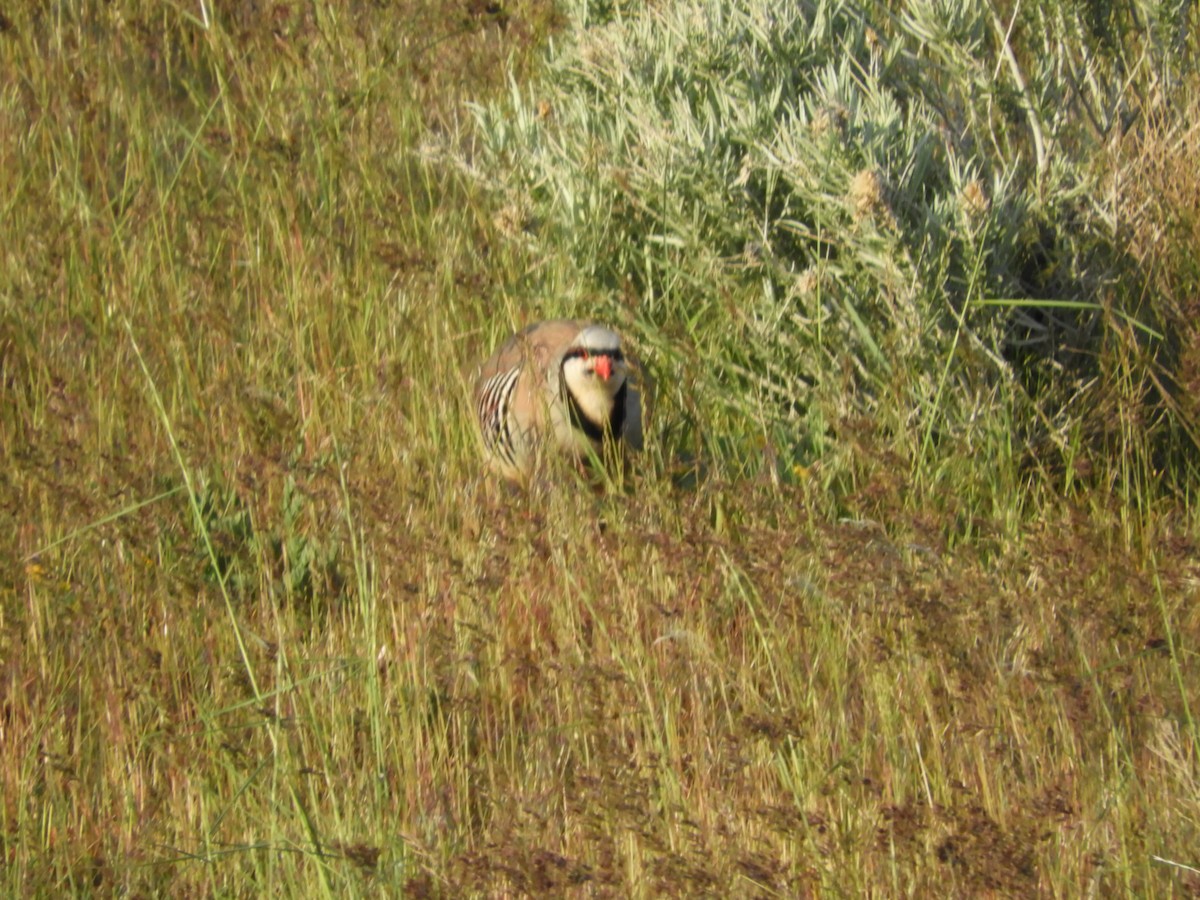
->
[2,2,1199,897]
[1111,87,1200,434]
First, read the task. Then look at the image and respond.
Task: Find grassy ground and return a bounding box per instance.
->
[2,2,1199,896]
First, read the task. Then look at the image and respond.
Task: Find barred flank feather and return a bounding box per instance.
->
[476,366,522,468]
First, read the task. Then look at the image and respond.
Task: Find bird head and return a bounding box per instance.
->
[561,325,628,424]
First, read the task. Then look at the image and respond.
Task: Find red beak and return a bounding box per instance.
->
[593,354,613,380]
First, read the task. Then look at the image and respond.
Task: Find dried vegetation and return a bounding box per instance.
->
[2,1,1199,896]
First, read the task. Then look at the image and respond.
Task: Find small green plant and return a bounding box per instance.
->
[185,472,342,613]
[195,476,256,594]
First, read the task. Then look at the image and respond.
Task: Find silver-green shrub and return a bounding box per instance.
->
[464,0,1195,485]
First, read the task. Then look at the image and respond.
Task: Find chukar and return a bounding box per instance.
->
[473,319,644,480]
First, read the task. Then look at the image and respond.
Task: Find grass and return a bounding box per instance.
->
[2,1,1200,896]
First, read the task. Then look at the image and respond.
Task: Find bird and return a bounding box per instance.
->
[472,319,645,481]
